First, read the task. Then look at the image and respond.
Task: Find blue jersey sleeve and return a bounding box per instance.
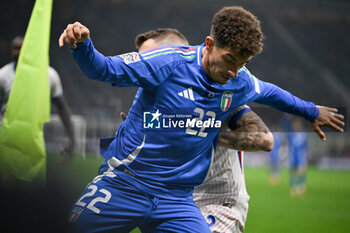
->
[227,105,252,130]
[71,39,184,87]
[241,68,319,122]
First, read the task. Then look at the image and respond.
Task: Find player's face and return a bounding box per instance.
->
[203,37,252,84]
[11,38,23,63]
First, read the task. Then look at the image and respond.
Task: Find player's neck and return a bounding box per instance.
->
[201,47,211,78]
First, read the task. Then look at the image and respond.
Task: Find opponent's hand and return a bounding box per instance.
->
[59,22,90,49]
[310,105,344,141]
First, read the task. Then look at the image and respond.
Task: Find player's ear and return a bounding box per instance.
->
[205,36,214,51]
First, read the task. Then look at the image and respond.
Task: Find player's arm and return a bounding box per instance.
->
[258,82,344,141]
[58,22,177,87]
[218,106,273,152]
[58,22,90,49]
[52,96,75,163]
[246,71,344,141]
[59,22,125,84]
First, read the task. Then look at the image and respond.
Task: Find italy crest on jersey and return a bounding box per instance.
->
[68,206,83,223]
[221,91,233,112]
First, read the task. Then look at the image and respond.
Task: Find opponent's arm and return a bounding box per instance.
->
[218,109,274,152]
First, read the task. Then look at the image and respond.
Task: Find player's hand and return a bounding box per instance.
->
[120,112,127,121]
[58,22,90,49]
[58,139,75,165]
[310,105,344,141]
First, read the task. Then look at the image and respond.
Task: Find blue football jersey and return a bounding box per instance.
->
[72,39,318,198]
[288,132,308,167]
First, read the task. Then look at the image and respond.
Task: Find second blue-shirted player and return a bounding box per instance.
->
[59,6,344,233]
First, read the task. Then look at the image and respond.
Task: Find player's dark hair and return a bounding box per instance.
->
[135,28,188,49]
[210,6,264,57]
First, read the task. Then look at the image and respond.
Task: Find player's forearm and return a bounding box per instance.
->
[219,111,274,151]
[218,126,273,152]
[71,39,153,87]
[53,97,75,143]
[256,81,319,122]
[72,38,117,83]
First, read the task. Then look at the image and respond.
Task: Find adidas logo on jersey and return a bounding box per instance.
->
[178,87,194,101]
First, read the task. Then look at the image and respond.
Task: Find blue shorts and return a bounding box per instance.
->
[290,151,307,168]
[67,174,211,233]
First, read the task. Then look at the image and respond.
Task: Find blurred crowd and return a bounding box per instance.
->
[1,0,349,157]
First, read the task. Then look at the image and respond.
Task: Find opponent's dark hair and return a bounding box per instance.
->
[210,6,264,57]
[135,28,188,49]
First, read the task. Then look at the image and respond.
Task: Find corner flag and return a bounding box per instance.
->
[0,0,52,188]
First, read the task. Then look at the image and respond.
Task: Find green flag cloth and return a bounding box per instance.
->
[0,0,52,188]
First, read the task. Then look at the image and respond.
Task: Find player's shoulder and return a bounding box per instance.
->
[48,66,60,78]
[47,66,63,91]
[236,66,260,93]
[223,66,254,92]
[0,62,15,80]
[48,66,58,74]
[237,66,254,83]
[0,62,15,73]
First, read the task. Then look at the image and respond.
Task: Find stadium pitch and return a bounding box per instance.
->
[45,153,350,233]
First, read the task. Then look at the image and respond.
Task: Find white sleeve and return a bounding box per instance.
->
[0,67,6,95]
[0,67,7,115]
[0,63,15,114]
[48,66,63,98]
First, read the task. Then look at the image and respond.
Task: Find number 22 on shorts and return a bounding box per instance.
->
[75,184,111,214]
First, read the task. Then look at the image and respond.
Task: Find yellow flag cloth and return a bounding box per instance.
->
[0,0,52,189]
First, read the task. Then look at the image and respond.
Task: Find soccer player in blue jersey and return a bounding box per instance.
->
[268,132,283,185]
[59,6,344,233]
[284,116,309,197]
[99,28,274,233]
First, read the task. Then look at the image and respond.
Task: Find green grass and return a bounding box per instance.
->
[47,152,104,211]
[47,152,103,195]
[47,153,350,233]
[245,167,350,233]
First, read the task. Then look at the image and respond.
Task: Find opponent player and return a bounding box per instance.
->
[0,36,75,162]
[59,6,344,233]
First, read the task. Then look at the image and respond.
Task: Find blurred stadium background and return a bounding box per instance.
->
[1,0,349,162]
[1,0,349,232]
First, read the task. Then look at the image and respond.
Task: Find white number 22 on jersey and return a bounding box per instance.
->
[186,107,216,138]
[75,184,111,214]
